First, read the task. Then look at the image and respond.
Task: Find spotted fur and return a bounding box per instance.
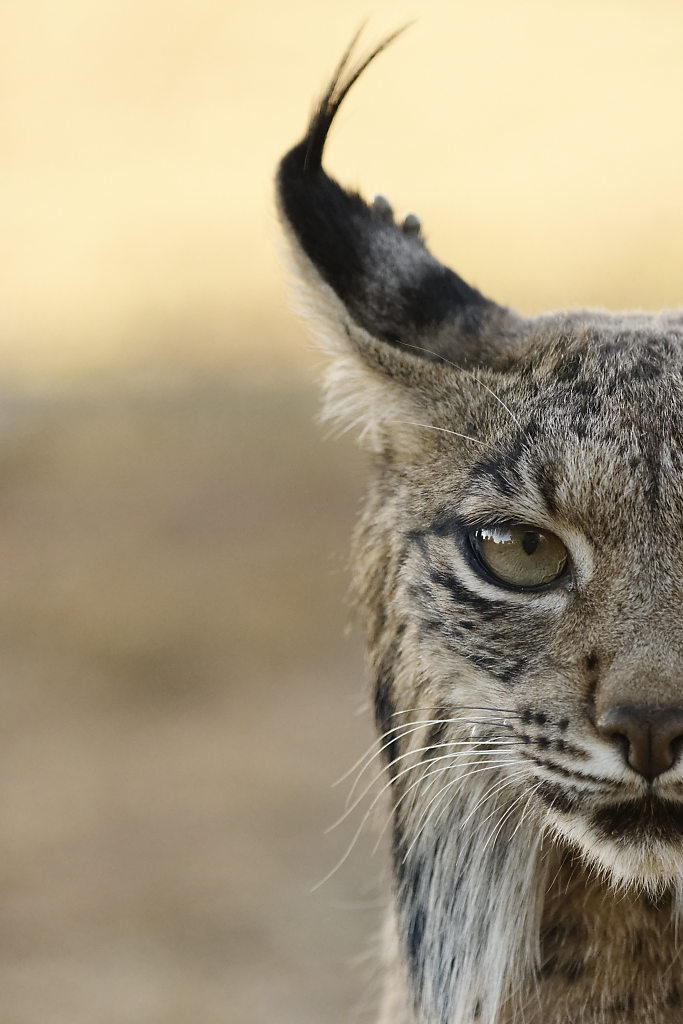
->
[277,34,683,1024]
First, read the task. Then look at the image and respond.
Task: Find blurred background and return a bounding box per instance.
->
[3,1,683,1021]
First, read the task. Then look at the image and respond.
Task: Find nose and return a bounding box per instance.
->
[596,706,683,779]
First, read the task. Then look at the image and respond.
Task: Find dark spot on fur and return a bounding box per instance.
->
[521,749,592,777]
[539,955,559,979]
[534,712,548,725]
[555,353,583,382]
[555,738,566,752]
[424,720,447,758]
[427,568,508,621]
[540,948,585,984]
[497,661,523,686]
[535,781,582,814]
[536,736,551,749]
[394,838,433,1004]
[563,957,585,983]
[391,815,411,886]
[417,617,445,639]
[534,463,559,517]
[368,601,387,648]
[375,648,399,770]
[406,529,428,549]
[564,741,588,760]
[377,444,395,474]
[571,378,599,398]
[406,905,426,976]
[540,920,586,952]
[458,650,518,686]
[410,582,436,603]
[641,888,673,913]
[395,544,411,573]
[585,652,598,672]
[539,924,564,950]
[468,455,515,497]
[608,993,634,1014]
[592,798,683,842]
[558,718,570,732]
[666,986,681,1007]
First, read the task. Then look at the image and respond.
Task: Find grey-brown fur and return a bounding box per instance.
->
[277,35,683,1024]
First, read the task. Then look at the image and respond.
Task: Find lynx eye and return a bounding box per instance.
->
[470,525,568,588]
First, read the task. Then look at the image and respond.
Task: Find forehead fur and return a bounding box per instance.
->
[377,311,683,542]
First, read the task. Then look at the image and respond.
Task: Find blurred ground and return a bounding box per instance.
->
[5,2,683,1022]
[0,369,386,1024]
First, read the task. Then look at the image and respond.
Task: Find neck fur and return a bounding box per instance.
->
[393,780,683,1024]
[393,768,546,1024]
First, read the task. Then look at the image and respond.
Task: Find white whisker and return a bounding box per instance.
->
[314,752,481,890]
[371,750,524,855]
[462,369,530,443]
[315,749,521,892]
[402,760,521,864]
[330,740,519,832]
[335,712,518,796]
[459,773,528,831]
[480,789,531,853]
[508,784,543,844]
[342,735,524,814]
[393,420,487,445]
[334,717,461,791]
[405,761,526,857]
[389,706,521,717]
[396,341,530,443]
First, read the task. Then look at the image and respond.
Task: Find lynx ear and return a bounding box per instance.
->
[276,33,518,437]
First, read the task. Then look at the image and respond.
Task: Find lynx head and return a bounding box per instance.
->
[277,33,683,1024]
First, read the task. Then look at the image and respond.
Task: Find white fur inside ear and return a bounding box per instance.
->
[280,232,429,451]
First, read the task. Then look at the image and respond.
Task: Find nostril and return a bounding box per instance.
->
[595,706,683,780]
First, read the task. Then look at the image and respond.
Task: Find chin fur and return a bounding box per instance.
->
[547,810,683,894]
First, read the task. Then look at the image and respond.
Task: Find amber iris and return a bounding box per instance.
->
[472,526,568,588]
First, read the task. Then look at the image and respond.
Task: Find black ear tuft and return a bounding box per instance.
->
[299,27,406,175]
[276,30,499,359]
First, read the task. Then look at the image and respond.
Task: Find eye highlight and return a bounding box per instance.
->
[469,525,569,589]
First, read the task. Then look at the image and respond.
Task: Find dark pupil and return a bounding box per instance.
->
[521,531,540,556]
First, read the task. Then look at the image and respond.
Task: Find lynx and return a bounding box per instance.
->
[277,33,683,1024]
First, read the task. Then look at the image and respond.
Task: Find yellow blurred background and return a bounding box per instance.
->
[3,2,683,1022]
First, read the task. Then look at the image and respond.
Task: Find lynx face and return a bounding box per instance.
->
[385,321,683,888]
[277,33,683,1024]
